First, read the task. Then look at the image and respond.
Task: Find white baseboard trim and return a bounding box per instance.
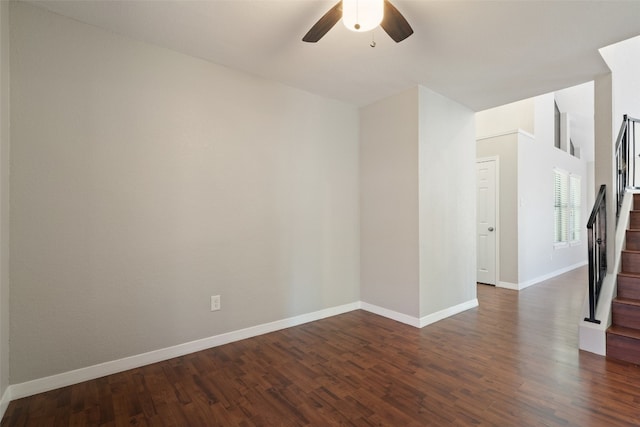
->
[0,386,10,421]
[7,302,360,402]
[518,261,587,291]
[497,281,519,290]
[498,262,587,291]
[359,302,421,327]
[360,298,480,329]
[418,298,479,328]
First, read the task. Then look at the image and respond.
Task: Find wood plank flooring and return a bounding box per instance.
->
[3,266,640,426]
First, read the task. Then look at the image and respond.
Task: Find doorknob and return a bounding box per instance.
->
[488,227,494,232]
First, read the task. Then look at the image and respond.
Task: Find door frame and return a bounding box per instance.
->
[476,156,500,285]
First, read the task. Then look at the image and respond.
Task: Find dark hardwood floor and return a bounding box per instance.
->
[3,266,640,426]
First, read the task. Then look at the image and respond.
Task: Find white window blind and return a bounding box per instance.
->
[554,170,568,244]
[554,169,581,245]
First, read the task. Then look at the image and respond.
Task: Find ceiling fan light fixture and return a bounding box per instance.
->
[342,0,384,33]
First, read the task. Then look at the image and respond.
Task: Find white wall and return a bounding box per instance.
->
[476,91,589,288]
[593,73,615,272]
[418,87,476,315]
[534,93,555,147]
[10,3,360,384]
[0,0,10,410]
[553,82,595,163]
[360,88,420,317]
[599,38,640,262]
[476,98,535,138]
[521,93,588,283]
[518,133,587,284]
[600,36,640,125]
[598,37,640,272]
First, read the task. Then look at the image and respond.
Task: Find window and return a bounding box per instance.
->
[554,102,561,149]
[554,169,581,245]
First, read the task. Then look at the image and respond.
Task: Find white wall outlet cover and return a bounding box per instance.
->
[211,295,221,311]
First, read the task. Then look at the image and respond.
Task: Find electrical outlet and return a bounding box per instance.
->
[211,295,221,311]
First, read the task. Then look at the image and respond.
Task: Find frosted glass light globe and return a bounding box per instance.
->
[342,0,384,32]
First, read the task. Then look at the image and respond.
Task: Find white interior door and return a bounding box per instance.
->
[477,159,497,285]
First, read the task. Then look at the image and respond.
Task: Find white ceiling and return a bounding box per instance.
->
[25,0,640,111]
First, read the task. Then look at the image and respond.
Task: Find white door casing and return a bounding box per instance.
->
[477,158,498,285]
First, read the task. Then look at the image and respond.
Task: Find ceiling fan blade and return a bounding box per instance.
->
[381,0,414,43]
[302,1,343,43]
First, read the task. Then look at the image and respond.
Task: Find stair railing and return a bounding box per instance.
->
[616,115,640,218]
[585,184,607,324]
[595,114,640,324]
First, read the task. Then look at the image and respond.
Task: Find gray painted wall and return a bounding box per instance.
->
[7,1,482,390]
[360,88,420,317]
[418,87,477,316]
[0,0,10,403]
[10,3,360,383]
[477,134,519,284]
[360,86,477,320]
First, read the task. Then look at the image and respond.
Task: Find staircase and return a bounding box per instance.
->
[607,193,640,364]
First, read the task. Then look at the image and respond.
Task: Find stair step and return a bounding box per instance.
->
[617,273,640,300]
[614,297,640,306]
[621,250,640,274]
[608,325,640,339]
[607,195,640,365]
[612,298,640,329]
[627,230,640,251]
[607,325,640,365]
[630,211,640,229]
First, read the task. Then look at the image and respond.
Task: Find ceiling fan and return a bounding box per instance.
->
[303,0,413,43]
